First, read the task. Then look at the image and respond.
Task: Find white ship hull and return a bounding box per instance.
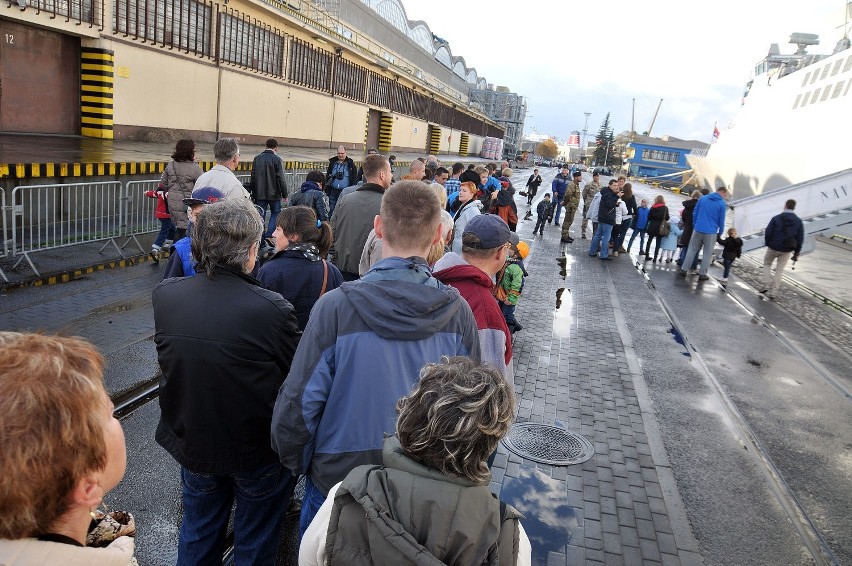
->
[687,47,852,198]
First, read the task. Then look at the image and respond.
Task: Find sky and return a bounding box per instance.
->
[400,0,849,144]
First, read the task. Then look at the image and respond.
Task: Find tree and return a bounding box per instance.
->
[593,113,615,166]
[536,139,558,160]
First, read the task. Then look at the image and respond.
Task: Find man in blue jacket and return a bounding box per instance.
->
[760,199,804,299]
[550,164,571,225]
[679,186,729,280]
[270,180,482,539]
[588,179,619,260]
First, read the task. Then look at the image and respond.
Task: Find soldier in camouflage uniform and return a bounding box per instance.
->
[581,171,602,239]
[560,170,583,243]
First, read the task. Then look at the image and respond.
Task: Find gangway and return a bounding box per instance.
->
[731,168,852,254]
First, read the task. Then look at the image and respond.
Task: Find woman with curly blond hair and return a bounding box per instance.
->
[300,357,531,566]
[0,333,135,565]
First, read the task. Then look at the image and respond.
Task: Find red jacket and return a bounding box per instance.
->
[145,188,170,219]
[433,253,513,380]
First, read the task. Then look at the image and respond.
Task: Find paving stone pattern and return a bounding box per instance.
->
[493,214,697,566]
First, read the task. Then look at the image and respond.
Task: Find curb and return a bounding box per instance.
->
[1,252,158,292]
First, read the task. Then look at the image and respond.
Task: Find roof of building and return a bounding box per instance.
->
[627,134,709,151]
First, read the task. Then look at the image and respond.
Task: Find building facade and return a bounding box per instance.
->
[625,135,708,180]
[0,0,513,155]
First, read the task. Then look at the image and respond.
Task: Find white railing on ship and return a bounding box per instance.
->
[689,147,708,158]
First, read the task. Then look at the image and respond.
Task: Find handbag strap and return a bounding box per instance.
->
[319,260,329,297]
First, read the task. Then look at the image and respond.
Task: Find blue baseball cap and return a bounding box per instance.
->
[463,214,519,249]
[183,186,224,206]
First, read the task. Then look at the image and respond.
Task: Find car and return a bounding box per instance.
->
[541,159,553,167]
[592,166,613,176]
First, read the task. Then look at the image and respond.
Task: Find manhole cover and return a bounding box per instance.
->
[502,423,594,466]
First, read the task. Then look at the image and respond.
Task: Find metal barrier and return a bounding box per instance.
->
[0,188,8,283]
[118,180,161,255]
[11,182,124,277]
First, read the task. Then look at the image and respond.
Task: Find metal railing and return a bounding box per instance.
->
[11,182,124,277]
[1,172,318,280]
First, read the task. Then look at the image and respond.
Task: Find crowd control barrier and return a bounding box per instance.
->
[118,180,161,255]
[11,182,124,277]
[1,188,8,283]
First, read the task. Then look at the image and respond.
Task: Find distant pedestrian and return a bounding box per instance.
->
[760,199,804,298]
[288,170,330,221]
[525,168,542,205]
[193,138,250,201]
[533,193,553,236]
[154,199,301,565]
[325,146,357,214]
[560,170,582,243]
[717,227,743,286]
[659,216,683,263]
[145,183,174,262]
[627,198,650,253]
[271,181,481,539]
[679,187,729,280]
[581,171,602,239]
[249,138,288,239]
[644,195,671,262]
[258,206,342,330]
[550,165,571,225]
[163,139,203,241]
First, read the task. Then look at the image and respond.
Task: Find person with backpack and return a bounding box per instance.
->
[760,199,804,299]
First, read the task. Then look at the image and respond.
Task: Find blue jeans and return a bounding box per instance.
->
[614,218,632,250]
[500,301,517,327]
[589,223,614,258]
[627,227,645,252]
[299,476,328,539]
[153,218,175,247]
[255,199,282,239]
[553,201,564,224]
[178,463,293,566]
[722,257,734,278]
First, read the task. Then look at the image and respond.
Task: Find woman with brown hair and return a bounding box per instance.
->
[258,205,343,330]
[614,182,637,252]
[0,333,135,564]
[163,139,203,241]
[644,194,671,262]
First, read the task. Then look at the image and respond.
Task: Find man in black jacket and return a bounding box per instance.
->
[153,199,301,565]
[326,146,358,215]
[588,179,619,260]
[250,138,288,239]
[760,199,805,299]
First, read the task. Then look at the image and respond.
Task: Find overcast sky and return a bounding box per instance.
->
[401,0,848,143]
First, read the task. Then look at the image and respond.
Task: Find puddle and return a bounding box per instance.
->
[500,466,578,564]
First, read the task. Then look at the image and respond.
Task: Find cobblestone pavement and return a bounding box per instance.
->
[491,208,702,566]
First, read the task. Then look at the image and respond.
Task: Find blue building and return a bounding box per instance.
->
[625,135,708,181]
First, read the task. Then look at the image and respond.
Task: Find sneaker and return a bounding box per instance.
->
[149,250,159,264]
[554,222,560,226]
[638,251,645,255]
[698,274,710,281]
[719,277,728,283]
[687,269,699,275]
[513,322,523,332]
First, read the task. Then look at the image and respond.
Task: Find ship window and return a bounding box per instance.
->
[792,94,801,108]
[800,72,811,87]
[810,87,821,103]
[820,63,831,80]
[810,72,819,84]
[845,55,852,73]
[831,59,843,76]
[821,86,831,101]
[832,81,844,98]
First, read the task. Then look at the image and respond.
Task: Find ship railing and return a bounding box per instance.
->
[689,147,708,158]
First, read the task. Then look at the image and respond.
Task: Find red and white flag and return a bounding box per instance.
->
[712,125,720,143]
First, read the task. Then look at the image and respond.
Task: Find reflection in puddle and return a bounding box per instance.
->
[501,466,578,565]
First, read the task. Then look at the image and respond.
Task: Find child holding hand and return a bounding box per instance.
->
[717,227,743,285]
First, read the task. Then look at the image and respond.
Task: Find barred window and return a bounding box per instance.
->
[220,12,284,76]
[334,58,368,102]
[32,0,99,26]
[288,38,332,92]
[114,0,212,56]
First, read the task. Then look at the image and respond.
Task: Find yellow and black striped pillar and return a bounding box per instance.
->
[378,113,393,153]
[80,47,114,139]
[428,125,441,155]
[459,132,469,157]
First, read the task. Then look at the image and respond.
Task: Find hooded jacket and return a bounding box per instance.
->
[451,199,483,254]
[692,192,728,235]
[647,202,670,236]
[597,186,618,225]
[312,436,525,566]
[271,257,481,494]
[433,252,513,380]
[288,181,330,221]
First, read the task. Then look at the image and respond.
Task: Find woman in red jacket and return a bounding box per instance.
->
[145,185,174,260]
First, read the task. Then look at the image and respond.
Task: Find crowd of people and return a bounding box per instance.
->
[0,138,807,565]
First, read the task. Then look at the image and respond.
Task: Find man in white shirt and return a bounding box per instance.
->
[193,138,250,201]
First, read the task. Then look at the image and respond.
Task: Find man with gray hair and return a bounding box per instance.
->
[193,138,250,200]
[153,198,300,565]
